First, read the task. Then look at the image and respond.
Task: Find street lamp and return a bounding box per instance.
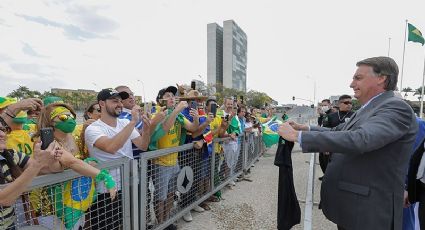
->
[137,80,146,103]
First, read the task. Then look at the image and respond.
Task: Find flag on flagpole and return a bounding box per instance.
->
[408,23,425,46]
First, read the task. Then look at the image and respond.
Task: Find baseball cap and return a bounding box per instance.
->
[0,97,18,109]
[156,86,177,103]
[97,88,129,101]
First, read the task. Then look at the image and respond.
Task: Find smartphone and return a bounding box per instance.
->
[191,81,196,90]
[190,101,198,110]
[144,102,152,114]
[40,127,54,150]
[210,103,217,117]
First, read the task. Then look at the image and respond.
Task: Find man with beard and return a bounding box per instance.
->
[84,88,151,229]
[115,85,165,157]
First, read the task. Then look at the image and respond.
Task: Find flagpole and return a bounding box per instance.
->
[420,51,425,118]
[400,19,408,92]
[387,37,391,57]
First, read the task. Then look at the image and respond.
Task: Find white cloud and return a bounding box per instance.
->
[1,0,425,105]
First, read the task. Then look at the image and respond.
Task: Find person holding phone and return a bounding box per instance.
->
[115,85,165,158]
[148,86,199,230]
[178,89,215,220]
[35,102,117,229]
[0,118,64,230]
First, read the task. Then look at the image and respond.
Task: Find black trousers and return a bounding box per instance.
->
[86,191,122,230]
[319,152,330,174]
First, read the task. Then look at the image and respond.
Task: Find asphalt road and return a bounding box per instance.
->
[177,144,337,230]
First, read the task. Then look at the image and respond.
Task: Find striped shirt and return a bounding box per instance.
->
[0,150,30,229]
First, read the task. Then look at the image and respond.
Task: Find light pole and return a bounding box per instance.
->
[137,80,146,103]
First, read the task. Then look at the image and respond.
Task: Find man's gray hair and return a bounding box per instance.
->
[356,56,399,91]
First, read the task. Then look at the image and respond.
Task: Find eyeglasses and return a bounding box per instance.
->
[341,101,352,105]
[93,108,101,112]
[57,114,75,121]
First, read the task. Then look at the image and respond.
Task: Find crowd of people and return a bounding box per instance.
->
[0,83,278,230]
[3,56,424,230]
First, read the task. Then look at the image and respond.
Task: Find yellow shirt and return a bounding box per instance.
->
[6,129,34,156]
[209,116,223,154]
[152,113,189,166]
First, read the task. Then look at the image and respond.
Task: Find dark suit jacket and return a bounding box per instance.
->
[301,91,418,230]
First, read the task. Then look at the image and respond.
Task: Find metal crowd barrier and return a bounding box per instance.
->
[1,133,263,230]
[135,133,263,230]
[0,157,131,230]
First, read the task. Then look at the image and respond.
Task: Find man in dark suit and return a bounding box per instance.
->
[319,95,355,179]
[278,56,418,230]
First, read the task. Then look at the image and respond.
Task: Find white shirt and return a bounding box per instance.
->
[85,119,140,192]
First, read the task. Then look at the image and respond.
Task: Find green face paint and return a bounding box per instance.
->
[54,118,77,133]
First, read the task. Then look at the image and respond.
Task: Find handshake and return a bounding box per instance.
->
[278,121,310,142]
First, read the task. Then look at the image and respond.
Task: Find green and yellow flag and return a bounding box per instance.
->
[408,23,425,46]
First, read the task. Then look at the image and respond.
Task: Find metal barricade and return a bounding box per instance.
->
[139,143,212,230]
[0,157,131,230]
[1,134,265,230]
[137,135,249,230]
[244,133,260,169]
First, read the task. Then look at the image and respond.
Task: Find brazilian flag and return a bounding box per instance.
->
[52,159,97,229]
[261,116,283,148]
[408,23,425,46]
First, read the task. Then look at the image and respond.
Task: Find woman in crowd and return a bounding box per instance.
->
[0,116,64,229]
[32,102,117,229]
[74,102,101,159]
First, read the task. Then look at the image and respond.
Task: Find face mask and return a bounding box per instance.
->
[12,117,27,124]
[322,106,329,112]
[55,118,77,133]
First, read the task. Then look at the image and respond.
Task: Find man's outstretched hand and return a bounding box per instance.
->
[278,122,299,142]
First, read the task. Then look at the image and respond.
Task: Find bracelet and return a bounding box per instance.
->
[95,169,116,190]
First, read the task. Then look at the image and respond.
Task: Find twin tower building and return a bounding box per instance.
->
[207,20,247,93]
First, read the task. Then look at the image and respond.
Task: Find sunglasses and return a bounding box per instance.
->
[341,101,352,105]
[93,108,101,112]
[57,114,75,121]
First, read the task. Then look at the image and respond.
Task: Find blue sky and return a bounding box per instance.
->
[1,0,425,105]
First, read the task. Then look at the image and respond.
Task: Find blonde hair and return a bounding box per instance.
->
[34,102,76,138]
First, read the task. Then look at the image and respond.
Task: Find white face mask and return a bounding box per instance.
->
[322,106,329,112]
